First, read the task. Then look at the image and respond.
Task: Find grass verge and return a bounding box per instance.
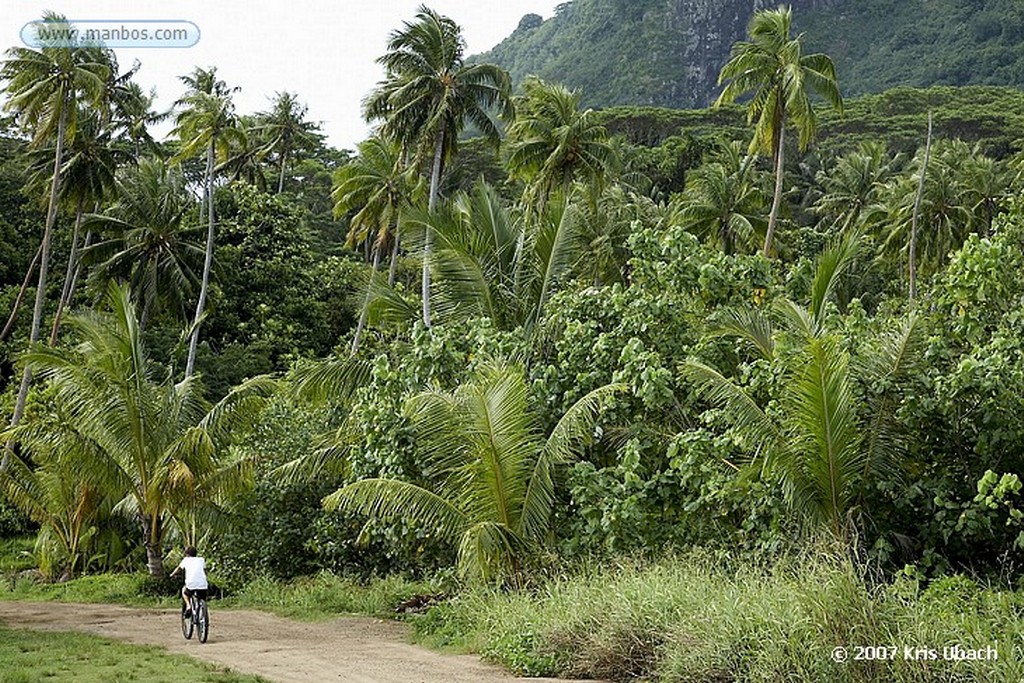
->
[0,626,268,683]
[412,553,1024,682]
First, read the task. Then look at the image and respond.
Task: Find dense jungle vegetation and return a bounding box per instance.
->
[1,6,1023,682]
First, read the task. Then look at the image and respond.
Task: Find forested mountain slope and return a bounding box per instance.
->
[480,0,1024,108]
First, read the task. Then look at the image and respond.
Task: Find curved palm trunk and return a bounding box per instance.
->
[49,196,86,344]
[65,227,95,316]
[350,242,383,356]
[3,103,68,472]
[763,122,785,258]
[909,112,933,303]
[423,125,446,328]
[0,244,42,341]
[185,139,216,378]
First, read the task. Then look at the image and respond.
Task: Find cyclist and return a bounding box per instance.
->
[169,545,208,618]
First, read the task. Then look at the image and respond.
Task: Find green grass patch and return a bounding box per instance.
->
[0,571,174,607]
[0,537,35,573]
[224,572,445,620]
[0,626,267,683]
[412,553,1024,683]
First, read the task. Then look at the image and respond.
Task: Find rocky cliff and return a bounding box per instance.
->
[478,0,1024,108]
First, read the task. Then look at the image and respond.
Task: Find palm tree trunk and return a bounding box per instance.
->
[0,244,42,341]
[423,125,446,328]
[49,196,86,344]
[185,139,217,378]
[66,227,95,313]
[388,233,400,287]
[144,514,165,578]
[3,101,69,472]
[277,148,288,194]
[350,242,382,356]
[909,112,933,303]
[763,122,785,258]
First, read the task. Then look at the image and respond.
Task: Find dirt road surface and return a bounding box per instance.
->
[0,601,591,683]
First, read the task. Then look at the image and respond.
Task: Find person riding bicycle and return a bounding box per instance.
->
[169,546,208,618]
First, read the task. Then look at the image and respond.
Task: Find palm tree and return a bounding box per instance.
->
[22,109,127,344]
[505,76,616,207]
[0,12,110,470]
[172,66,243,378]
[814,141,898,233]
[332,136,420,354]
[321,363,621,582]
[671,141,767,254]
[364,5,512,327]
[5,283,273,576]
[255,92,322,193]
[716,6,843,257]
[683,234,920,538]
[83,157,204,327]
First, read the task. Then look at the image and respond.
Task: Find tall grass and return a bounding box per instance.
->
[413,552,1024,682]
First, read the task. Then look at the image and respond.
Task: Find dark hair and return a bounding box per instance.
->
[184,546,197,557]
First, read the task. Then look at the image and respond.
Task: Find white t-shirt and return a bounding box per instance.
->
[178,556,208,590]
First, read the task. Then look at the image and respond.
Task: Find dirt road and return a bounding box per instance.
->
[0,601,587,683]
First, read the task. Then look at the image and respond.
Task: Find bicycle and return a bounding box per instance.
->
[180,589,209,643]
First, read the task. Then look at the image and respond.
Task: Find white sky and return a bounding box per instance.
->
[4,1,559,150]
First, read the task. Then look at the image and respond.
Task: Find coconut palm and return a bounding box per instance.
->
[255,91,322,193]
[505,76,616,208]
[716,6,843,257]
[84,157,204,327]
[5,283,273,576]
[815,141,898,233]
[332,136,420,354]
[364,5,512,327]
[322,362,622,582]
[172,66,243,378]
[684,233,920,538]
[1,12,110,469]
[671,141,767,254]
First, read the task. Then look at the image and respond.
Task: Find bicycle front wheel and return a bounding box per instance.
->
[196,599,209,643]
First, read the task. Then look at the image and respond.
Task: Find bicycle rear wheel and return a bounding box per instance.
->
[181,598,194,640]
[196,599,209,643]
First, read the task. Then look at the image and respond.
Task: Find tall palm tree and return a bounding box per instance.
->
[716,6,843,257]
[255,92,322,194]
[671,141,767,254]
[0,12,110,470]
[332,136,420,354]
[320,363,621,582]
[505,76,616,208]
[172,67,243,378]
[22,109,126,344]
[364,5,513,327]
[84,157,204,327]
[5,284,273,576]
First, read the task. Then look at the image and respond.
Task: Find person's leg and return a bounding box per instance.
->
[181,587,191,616]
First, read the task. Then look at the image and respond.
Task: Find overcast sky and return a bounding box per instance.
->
[5,1,560,149]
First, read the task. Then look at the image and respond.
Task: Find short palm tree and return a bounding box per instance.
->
[1,12,110,469]
[671,141,766,254]
[814,141,897,233]
[716,6,843,257]
[684,233,920,538]
[364,5,512,327]
[323,363,622,582]
[84,157,204,327]
[5,283,273,576]
[173,66,243,378]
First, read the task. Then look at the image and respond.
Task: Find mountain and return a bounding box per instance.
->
[478,0,1024,109]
